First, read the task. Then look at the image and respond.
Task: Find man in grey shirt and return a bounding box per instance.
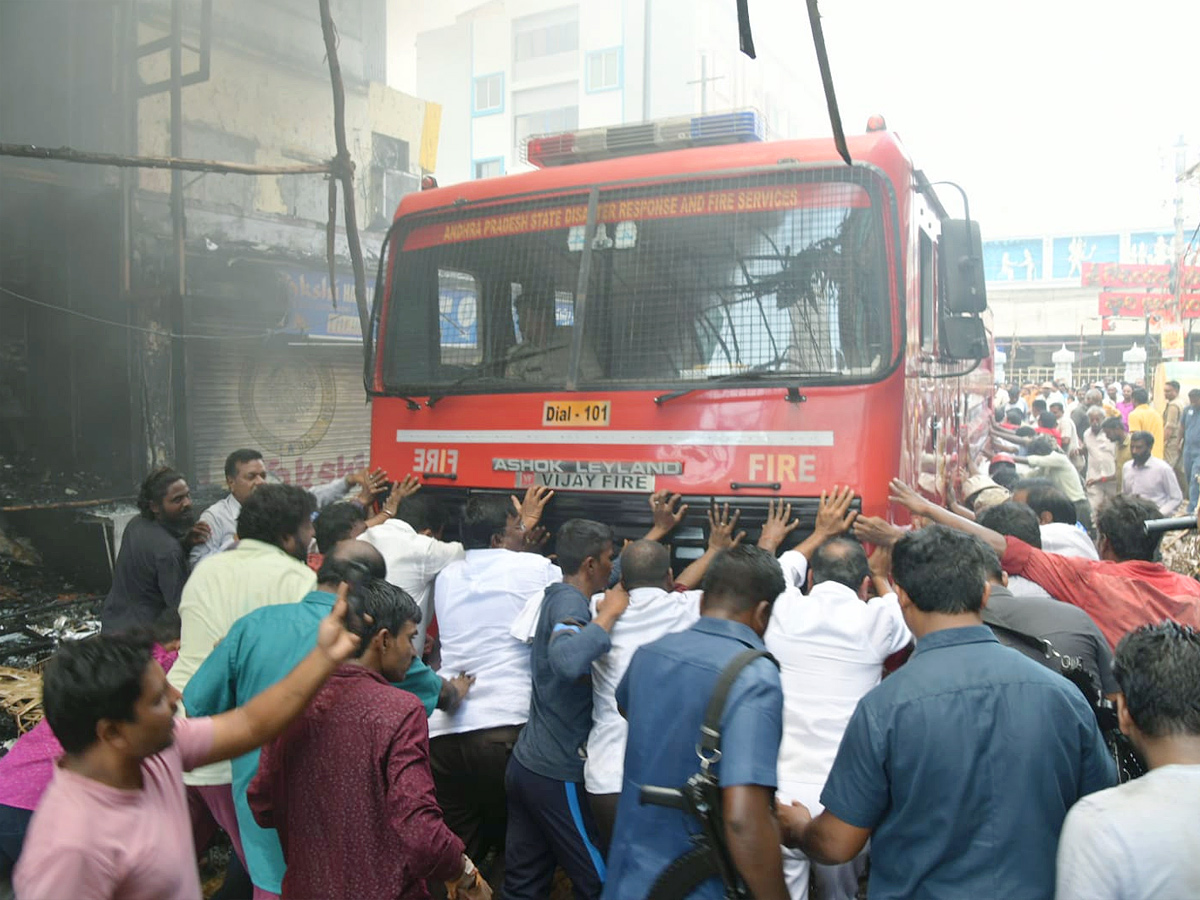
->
[1056,622,1200,900]
[1122,431,1184,515]
[975,503,1117,697]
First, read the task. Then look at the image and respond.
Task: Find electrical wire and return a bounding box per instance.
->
[0,284,282,341]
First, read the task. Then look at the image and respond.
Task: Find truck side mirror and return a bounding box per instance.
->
[938,219,987,314]
[940,316,988,360]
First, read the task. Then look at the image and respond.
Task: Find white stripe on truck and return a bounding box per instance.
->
[395,429,834,447]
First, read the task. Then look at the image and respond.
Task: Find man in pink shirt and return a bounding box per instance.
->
[0,620,180,879]
[13,590,362,900]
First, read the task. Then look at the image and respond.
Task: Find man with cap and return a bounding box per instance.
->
[962,473,1011,515]
[1041,381,1066,408]
[989,454,1019,492]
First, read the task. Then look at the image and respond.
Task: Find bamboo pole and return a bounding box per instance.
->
[318,0,371,347]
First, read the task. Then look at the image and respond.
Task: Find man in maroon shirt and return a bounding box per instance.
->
[888,482,1200,649]
[248,579,491,900]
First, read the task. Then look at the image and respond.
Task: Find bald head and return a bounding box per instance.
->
[809,537,870,596]
[620,539,671,590]
[316,539,386,587]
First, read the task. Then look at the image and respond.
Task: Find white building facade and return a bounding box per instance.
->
[404,0,821,184]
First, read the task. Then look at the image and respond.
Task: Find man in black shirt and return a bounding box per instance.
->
[100,467,208,634]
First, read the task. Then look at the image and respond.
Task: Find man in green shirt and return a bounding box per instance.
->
[183,539,472,897]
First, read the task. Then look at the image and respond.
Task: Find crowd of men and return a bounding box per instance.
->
[991,377,1200,519]
[1,417,1199,899]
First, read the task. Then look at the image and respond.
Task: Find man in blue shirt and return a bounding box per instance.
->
[602,544,788,900]
[183,540,470,897]
[504,519,627,900]
[782,525,1116,900]
[1181,388,1200,511]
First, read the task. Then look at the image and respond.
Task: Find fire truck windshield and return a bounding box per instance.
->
[379,170,893,395]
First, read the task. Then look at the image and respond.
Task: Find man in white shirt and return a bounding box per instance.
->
[1051,400,1084,474]
[171,483,319,883]
[359,492,463,656]
[427,494,562,888]
[1083,405,1118,513]
[769,536,912,900]
[189,448,386,569]
[584,505,743,848]
[1056,622,1200,900]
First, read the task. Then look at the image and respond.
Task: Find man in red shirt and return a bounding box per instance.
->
[888,482,1200,649]
[248,578,491,900]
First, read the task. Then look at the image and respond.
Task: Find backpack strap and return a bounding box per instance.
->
[697,648,779,773]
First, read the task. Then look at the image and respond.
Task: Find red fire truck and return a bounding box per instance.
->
[367,111,991,550]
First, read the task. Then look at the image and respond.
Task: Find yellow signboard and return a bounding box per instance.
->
[542,400,611,427]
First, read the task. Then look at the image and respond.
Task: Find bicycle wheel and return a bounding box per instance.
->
[645,847,725,900]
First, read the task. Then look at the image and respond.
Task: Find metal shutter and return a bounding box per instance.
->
[187,341,372,493]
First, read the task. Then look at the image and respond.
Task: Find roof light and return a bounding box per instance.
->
[421,175,439,190]
[865,114,887,132]
[522,108,765,167]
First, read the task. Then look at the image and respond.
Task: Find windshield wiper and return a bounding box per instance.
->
[653,356,796,405]
[425,367,505,407]
[426,344,572,406]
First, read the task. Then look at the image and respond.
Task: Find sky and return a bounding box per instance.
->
[749,0,1200,236]
[391,0,1200,238]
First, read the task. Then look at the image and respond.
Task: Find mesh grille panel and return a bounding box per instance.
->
[382,168,893,394]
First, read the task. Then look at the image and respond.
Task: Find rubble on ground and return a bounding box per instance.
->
[0,451,127,506]
[0,556,102,743]
[1160,529,1200,580]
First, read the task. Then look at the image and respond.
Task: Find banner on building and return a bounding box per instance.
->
[1082,263,1200,292]
[1098,292,1200,319]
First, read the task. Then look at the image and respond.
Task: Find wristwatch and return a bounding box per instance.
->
[447,856,482,898]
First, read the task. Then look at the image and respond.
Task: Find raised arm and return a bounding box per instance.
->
[644,491,688,542]
[887,479,1007,555]
[511,485,555,531]
[756,499,801,555]
[364,474,421,528]
[547,587,626,681]
[792,486,858,561]
[200,587,361,766]
[675,503,744,589]
[501,486,555,551]
[991,423,1032,447]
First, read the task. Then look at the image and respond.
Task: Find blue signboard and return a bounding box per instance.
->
[439,290,478,346]
[1051,234,1120,279]
[280,267,363,341]
[984,239,1043,283]
[1128,231,1177,265]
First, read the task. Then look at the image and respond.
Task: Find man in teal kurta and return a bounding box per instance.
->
[183,540,459,896]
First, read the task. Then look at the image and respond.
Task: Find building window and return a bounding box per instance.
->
[513,7,579,62]
[514,105,579,150]
[586,48,621,92]
[473,73,504,116]
[473,158,504,180]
